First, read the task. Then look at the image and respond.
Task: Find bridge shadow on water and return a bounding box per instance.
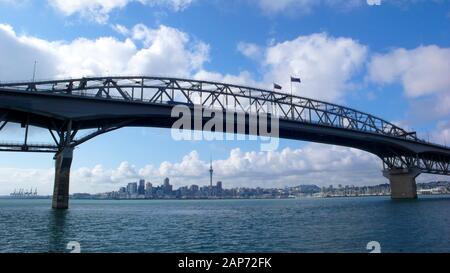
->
[47,209,69,253]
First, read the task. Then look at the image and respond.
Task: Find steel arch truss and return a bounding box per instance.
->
[0,76,421,141]
[1,76,449,176]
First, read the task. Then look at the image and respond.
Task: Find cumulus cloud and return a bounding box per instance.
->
[264,33,367,101]
[0,24,59,81]
[237,42,262,60]
[408,92,450,123]
[0,144,385,194]
[0,167,54,194]
[368,45,450,98]
[48,0,195,23]
[212,145,380,182]
[236,33,367,102]
[431,121,450,146]
[0,23,209,81]
[111,24,130,36]
[0,23,367,103]
[368,45,450,120]
[197,33,368,103]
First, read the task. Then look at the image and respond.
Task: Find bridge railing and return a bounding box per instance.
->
[0,76,421,142]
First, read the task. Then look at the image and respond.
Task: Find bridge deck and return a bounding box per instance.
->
[0,76,449,175]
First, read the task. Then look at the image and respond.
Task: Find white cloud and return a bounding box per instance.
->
[431,121,450,146]
[111,24,130,36]
[212,145,380,183]
[368,45,450,121]
[368,45,450,98]
[366,0,381,6]
[48,0,130,23]
[0,24,59,81]
[408,92,450,122]
[0,25,367,103]
[3,141,448,195]
[237,42,262,60]
[126,24,209,76]
[0,167,54,195]
[0,143,385,194]
[227,33,368,102]
[261,33,367,101]
[0,23,209,81]
[48,0,195,23]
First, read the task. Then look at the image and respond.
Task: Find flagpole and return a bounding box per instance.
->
[290,78,294,119]
[32,60,37,82]
[272,83,275,115]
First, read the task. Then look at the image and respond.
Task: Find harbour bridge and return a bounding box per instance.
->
[0,76,449,209]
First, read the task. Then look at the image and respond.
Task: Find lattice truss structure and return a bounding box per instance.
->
[0,76,449,174]
[382,154,450,176]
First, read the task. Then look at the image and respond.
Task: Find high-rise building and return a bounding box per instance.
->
[190,184,199,192]
[138,179,146,195]
[145,182,153,197]
[163,177,172,195]
[127,182,138,195]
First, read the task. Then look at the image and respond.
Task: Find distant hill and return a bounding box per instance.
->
[293,185,321,194]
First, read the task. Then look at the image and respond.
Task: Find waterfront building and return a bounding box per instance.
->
[163,177,172,195]
[138,179,146,195]
[216,181,222,196]
[127,182,138,196]
[145,182,153,198]
[118,187,127,198]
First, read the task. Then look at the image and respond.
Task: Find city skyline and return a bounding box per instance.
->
[5,178,450,199]
[71,178,450,199]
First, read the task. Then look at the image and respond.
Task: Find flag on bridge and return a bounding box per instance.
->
[273,83,282,90]
[291,76,301,83]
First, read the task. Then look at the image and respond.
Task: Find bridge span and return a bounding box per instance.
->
[1,76,449,208]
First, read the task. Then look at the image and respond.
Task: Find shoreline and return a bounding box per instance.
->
[2,193,450,201]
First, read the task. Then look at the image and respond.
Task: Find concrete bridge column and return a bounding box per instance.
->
[52,147,73,209]
[383,168,420,199]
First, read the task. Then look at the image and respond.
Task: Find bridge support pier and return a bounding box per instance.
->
[52,147,73,209]
[383,168,420,199]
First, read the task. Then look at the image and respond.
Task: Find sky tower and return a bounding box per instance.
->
[209,158,213,194]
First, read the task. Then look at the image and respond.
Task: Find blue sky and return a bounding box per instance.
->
[0,0,449,194]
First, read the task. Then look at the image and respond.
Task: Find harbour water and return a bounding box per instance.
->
[1,196,450,253]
